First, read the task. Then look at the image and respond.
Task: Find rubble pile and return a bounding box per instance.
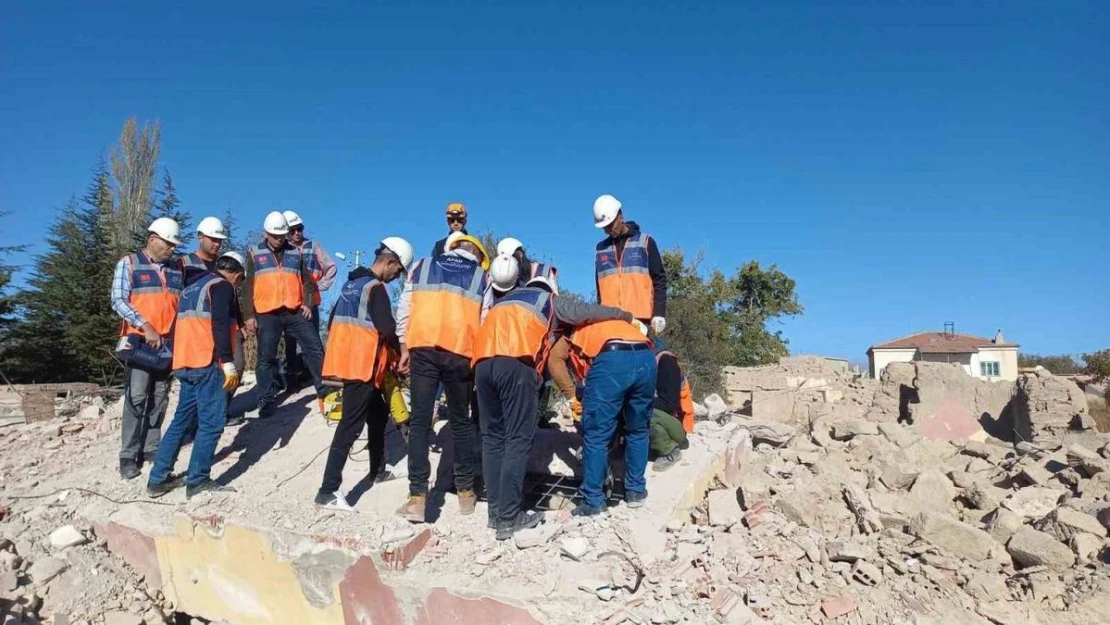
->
[1014,370,1095,445]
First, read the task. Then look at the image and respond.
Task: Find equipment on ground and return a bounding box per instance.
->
[148,217,182,246]
[196,216,228,240]
[263,211,289,235]
[490,254,519,292]
[320,373,411,440]
[380,237,414,271]
[593,194,621,229]
[282,210,303,228]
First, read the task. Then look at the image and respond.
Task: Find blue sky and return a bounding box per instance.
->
[2,1,1107,362]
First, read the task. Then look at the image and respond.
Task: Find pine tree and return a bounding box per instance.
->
[153,168,192,247]
[4,171,123,383]
[0,212,26,365]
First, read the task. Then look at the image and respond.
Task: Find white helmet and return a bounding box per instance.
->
[380,236,414,271]
[489,254,520,292]
[526,273,559,294]
[263,211,289,235]
[496,237,524,257]
[593,194,622,229]
[147,217,182,245]
[282,210,303,228]
[218,251,246,271]
[196,216,227,240]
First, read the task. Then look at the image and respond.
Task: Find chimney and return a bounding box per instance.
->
[993,329,1004,344]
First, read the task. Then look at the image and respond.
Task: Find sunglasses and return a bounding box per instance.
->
[288,225,305,233]
[447,216,465,223]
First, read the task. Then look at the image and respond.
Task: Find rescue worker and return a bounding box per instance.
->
[281,210,337,387]
[496,237,558,291]
[649,337,692,472]
[110,217,183,480]
[146,251,245,499]
[395,234,493,523]
[564,316,655,517]
[177,217,246,428]
[592,194,667,334]
[315,237,414,512]
[474,257,635,538]
[241,211,326,419]
[431,202,469,257]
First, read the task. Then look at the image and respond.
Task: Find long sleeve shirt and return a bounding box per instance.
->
[654,352,683,416]
[208,278,237,364]
[396,249,494,344]
[546,299,635,400]
[111,253,174,329]
[240,241,315,320]
[594,221,668,319]
[304,239,339,292]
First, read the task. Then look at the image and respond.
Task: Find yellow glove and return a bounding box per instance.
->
[221,363,240,392]
[571,398,583,422]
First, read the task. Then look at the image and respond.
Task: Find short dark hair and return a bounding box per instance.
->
[374,245,399,265]
[216,256,244,274]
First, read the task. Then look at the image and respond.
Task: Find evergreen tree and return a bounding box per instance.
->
[152,168,192,247]
[4,171,122,384]
[0,212,26,364]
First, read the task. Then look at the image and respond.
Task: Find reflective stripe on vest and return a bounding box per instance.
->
[300,239,323,306]
[406,256,487,358]
[179,252,210,272]
[472,286,555,371]
[530,261,558,282]
[595,232,653,319]
[656,350,695,433]
[322,276,390,384]
[250,243,304,313]
[122,252,183,337]
[567,319,649,379]
[172,273,239,370]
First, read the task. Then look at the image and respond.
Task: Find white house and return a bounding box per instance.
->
[867,329,1019,381]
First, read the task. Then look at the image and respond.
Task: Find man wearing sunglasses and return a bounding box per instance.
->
[432,202,468,257]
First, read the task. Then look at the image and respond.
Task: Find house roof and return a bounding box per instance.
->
[869,331,1018,354]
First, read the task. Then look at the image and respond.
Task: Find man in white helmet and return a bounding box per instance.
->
[496,237,559,292]
[592,194,668,336]
[241,211,326,419]
[110,217,184,479]
[281,211,337,388]
[315,237,413,511]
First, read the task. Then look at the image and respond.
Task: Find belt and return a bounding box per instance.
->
[599,341,650,353]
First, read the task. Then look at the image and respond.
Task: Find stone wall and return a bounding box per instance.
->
[1013,370,1091,444]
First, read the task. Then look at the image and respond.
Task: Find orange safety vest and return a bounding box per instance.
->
[596,232,654,320]
[406,255,488,358]
[250,242,304,314]
[472,286,556,373]
[300,239,324,306]
[322,275,392,385]
[172,273,239,370]
[566,319,649,380]
[656,350,696,433]
[120,252,183,337]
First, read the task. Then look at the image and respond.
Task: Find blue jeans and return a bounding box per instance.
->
[148,365,228,487]
[579,347,656,508]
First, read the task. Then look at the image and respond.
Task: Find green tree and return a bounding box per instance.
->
[152,168,192,247]
[221,208,249,257]
[659,249,736,395]
[108,117,161,250]
[1018,353,1083,375]
[4,172,122,384]
[0,212,26,361]
[1085,349,1110,383]
[725,260,803,366]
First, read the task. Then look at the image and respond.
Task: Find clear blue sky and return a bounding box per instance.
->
[2,1,1107,362]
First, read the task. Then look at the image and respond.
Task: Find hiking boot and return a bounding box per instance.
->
[224,414,246,428]
[146,474,185,499]
[625,490,648,509]
[397,495,427,523]
[457,490,478,516]
[119,459,141,480]
[186,480,237,499]
[571,503,608,518]
[495,511,544,541]
[315,491,357,513]
[678,439,690,451]
[652,448,682,472]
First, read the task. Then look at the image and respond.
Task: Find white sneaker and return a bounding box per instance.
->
[316,491,357,513]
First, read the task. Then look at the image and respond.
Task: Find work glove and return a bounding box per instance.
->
[651,316,667,336]
[632,319,649,337]
[221,362,240,392]
[571,398,584,422]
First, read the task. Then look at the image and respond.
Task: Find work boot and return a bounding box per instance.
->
[625,490,648,509]
[119,459,141,480]
[397,495,427,523]
[146,474,185,499]
[571,502,607,518]
[457,490,478,516]
[185,480,237,499]
[495,511,544,541]
[652,448,682,472]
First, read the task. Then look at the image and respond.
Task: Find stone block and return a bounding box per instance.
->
[48,525,87,550]
[909,470,956,512]
[1006,526,1076,570]
[1000,487,1067,520]
[831,420,879,440]
[984,508,1024,545]
[707,489,743,527]
[27,557,67,584]
[908,512,996,561]
[1034,506,1107,542]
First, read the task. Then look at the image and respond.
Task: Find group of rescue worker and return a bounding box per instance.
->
[110,196,698,540]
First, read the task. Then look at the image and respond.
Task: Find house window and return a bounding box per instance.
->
[980,361,1001,377]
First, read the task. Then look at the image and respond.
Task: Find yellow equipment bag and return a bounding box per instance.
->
[320,374,409,431]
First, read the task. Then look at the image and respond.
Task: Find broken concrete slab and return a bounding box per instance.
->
[707,489,743,527]
[1034,506,1107,541]
[830,420,879,440]
[909,469,956,512]
[1000,487,1068,520]
[27,557,67,585]
[48,525,87,550]
[984,508,1024,545]
[1006,526,1076,571]
[908,512,997,561]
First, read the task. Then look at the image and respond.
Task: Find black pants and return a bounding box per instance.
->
[283,304,320,383]
[319,381,388,495]
[407,348,478,496]
[475,357,539,524]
